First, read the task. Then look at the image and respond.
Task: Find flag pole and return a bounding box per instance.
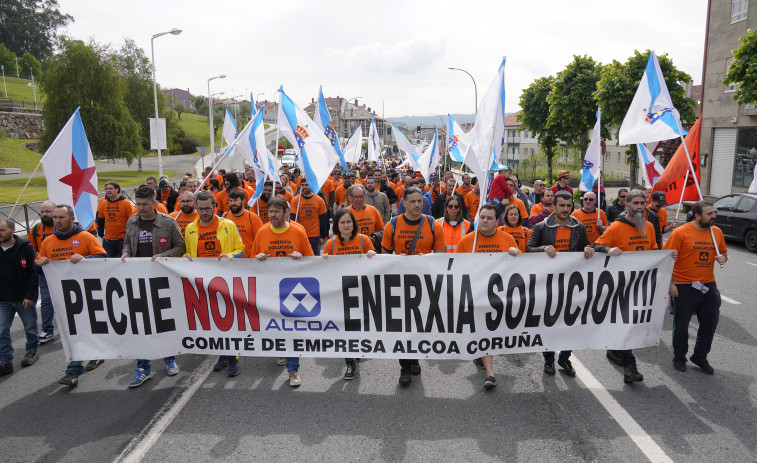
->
[9,160,43,216]
[673,169,690,225]
[272,89,282,199]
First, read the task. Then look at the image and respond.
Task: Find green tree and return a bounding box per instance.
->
[547,55,602,157]
[0,0,73,60]
[19,51,42,78]
[194,95,207,115]
[0,43,18,77]
[724,29,757,104]
[596,49,695,182]
[39,38,140,162]
[518,75,560,182]
[174,101,185,119]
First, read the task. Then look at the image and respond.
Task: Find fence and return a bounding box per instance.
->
[0,97,43,111]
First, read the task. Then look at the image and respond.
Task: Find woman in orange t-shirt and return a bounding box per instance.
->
[501,204,531,253]
[321,207,375,380]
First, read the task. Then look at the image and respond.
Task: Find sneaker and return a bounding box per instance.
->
[544,361,556,375]
[623,365,644,383]
[484,376,497,389]
[409,362,421,375]
[344,361,357,380]
[398,368,411,385]
[473,358,485,370]
[227,358,239,377]
[85,360,104,371]
[689,356,714,375]
[673,359,687,372]
[0,361,12,376]
[21,349,39,367]
[606,350,624,366]
[128,369,152,388]
[165,359,179,376]
[39,331,55,344]
[213,356,228,372]
[276,357,286,366]
[57,373,78,386]
[289,370,301,387]
[558,358,576,377]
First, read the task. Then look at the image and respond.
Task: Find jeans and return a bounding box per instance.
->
[102,238,124,258]
[308,237,321,256]
[672,283,720,362]
[542,351,571,363]
[137,357,176,371]
[286,357,300,372]
[38,273,54,335]
[66,361,84,376]
[0,302,39,362]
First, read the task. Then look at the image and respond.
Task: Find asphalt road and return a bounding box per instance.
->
[1,238,756,463]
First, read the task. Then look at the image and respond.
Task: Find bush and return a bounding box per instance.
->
[171,126,200,154]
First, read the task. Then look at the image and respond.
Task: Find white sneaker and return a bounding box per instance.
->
[289,371,301,387]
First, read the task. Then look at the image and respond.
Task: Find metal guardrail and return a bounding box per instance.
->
[0,97,43,111]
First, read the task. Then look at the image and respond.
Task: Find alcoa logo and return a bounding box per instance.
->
[279,278,321,317]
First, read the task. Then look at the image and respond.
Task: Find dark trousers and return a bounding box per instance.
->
[542,351,571,363]
[608,350,637,366]
[308,237,321,256]
[672,282,720,362]
[399,359,419,370]
[102,238,124,258]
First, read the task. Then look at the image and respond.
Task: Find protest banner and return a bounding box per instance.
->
[42,252,674,361]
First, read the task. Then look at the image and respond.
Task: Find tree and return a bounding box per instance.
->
[0,43,18,77]
[518,76,560,182]
[724,29,757,105]
[597,50,695,183]
[0,0,73,60]
[19,51,41,77]
[174,102,185,119]
[39,39,140,162]
[547,55,602,157]
[194,95,207,115]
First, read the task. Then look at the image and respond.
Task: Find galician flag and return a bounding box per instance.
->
[392,123,420,169]
[465,57,506,183]
[278,87,340,194]
[447,114,470,163]
[233,110,271,205]
[637,143,665,187]
[580,109,602,191]
[41,107,98,229]
[417,128,439,183]
[313,86,349,171]
[367,115,380,162]
[222,107,238,150]
[343,124,363,164]
[619,51,687,145]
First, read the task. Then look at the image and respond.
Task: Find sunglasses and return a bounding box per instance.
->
[447,204,460,209]
[619,195,627,199]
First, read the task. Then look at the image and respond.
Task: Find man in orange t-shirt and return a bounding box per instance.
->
[664,201,727,375]
[216,173,251,214]
[222,189,263,258]
[527,190,592,378]
[251,182,273,223]
[455,173,475,197]
[571,191,608,244]
[96,181,134,257]
[347,184,385,250]
[333,174,354,209]
[170,191,200,236]
[290,179,328,255]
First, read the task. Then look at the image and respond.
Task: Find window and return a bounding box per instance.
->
[605,152,610,161]
[736,196,757,213]
[617,152,621,162]
[732,0,748,23]
[733,127,757,188]
[725,58,737,93]
[714,195,741,212]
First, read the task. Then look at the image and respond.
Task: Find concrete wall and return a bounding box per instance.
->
[0,110,44,139]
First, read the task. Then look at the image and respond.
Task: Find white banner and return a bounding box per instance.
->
[42,252,674,362]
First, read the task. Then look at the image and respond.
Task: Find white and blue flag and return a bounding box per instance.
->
[343,124,363,164]
[313,86,349,171]
[417,128,439,183]
[368,115,380,162]
[447,114,470,163]
[277,87,340,194]
[392,124,420,169]
[222,107,238,153]
[233,110,271,205]
[465,57,506,185]
[580,109,602,192]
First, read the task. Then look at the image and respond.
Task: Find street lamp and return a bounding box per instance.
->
[1,64,6,97]
[255,92,266,113]
[151,27,182,177]
[339,95,362,142]
[207,74,227,158]
[448,67,478,114]
[231,94,243,120]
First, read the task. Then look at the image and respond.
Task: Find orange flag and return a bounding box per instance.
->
[652,116,701,202]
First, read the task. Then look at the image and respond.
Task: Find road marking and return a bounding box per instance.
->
[572,357,673,463]
[115,358,214,463]
[745,262,757,267]
[721,295,741,305]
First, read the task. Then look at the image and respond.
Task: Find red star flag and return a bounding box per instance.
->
[41,108,98,228]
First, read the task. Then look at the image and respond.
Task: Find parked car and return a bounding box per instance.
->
[712,192,757,252]
[281,151,296,167]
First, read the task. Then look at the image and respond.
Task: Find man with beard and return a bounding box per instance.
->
[222,189,263,258]
[170,191,199,236]
[456,173,475,197]
[665,201,727,375]
[372,169,397,213]
[157,179,180,214]
[347,184,385,252]
[254,182,274,223]
[527,190,593,378]
[96,181,134,257]
[29,201,56,343]
[529,188,556,225]
[290,179,328,255]
[592,189,657,383]
[334,173,355,209]
[216,173,251,215]
[363,176,391,224]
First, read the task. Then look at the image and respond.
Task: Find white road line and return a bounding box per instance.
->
[745,262,757,267]
[572,357,673,463]
[115,358,214,463]
[720,295,741,305]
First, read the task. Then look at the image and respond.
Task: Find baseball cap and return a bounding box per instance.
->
[651,191,667,205]
[158,179,169,191]
[557,170,570,179]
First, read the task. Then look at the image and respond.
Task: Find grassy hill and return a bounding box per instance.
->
[178,112,211,149]
[0,76,43,102]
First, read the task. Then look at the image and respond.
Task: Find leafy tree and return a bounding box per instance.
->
[0,43,18,77]
[0,0,73,60]
[724,29,757,104]
[518,75,560,182]
[19,51,41,77]
[597,49,695,183]
[547,55,602,157]
[39,38,140,162]
[174,101,185,119]
[194,95,207,115]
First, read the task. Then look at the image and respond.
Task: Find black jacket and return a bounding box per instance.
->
[526,214,590,253]
[379,181,398,205]
[606,199,625,223]
[645,208,662,249]
[0,235,38,303]
[432,192,470,220]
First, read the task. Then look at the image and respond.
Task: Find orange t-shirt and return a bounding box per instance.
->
[291,194,327,238]
[664,222,726,284]
[348,205,385,236]
[501,224,531,253]
[429,185,446,204]
[321,179,335,204]
[571,208,608,244]
[529,202,549,219]
[381,214,445,255]
[323,234,375,255]
[456,229,517,253]
[595,220,657,252]
[510,197,528,223]
[196,218,223,258]
[253,199,269,223]
[215,188,251,214]
[334,185,349,207]
[222,210,263,258]
[553,226,572,252]
[650,206,668,228]
[97,197,134,240]
[394,185,405,202]
[29,223,55,252]
[465,191,480,219]
[251,223,314,257]
[456,185,475,197]
[276,190,293,205]
[36,230,106,261]
[170,210,199,235]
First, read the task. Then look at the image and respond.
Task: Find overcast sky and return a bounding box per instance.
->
[58,0,708,117]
